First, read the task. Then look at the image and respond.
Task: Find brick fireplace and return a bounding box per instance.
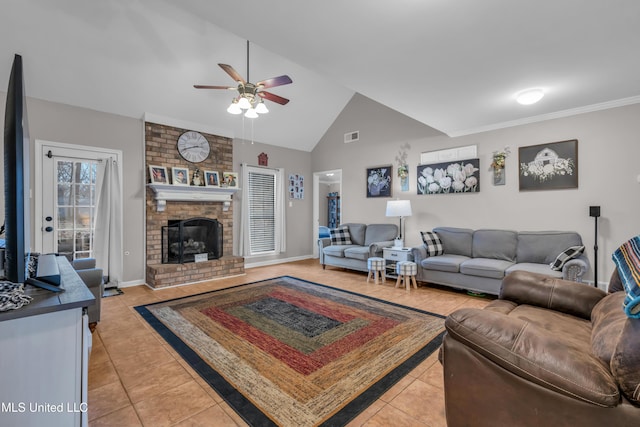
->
[145,122,244,288]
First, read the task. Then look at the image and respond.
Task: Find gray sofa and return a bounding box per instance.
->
[319,223,398,273]
[411,227,590,295]
[72,258,104,324]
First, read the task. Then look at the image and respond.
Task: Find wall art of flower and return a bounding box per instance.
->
[417,158,480,195]
[366,165,392,197]
[518,139,578,191]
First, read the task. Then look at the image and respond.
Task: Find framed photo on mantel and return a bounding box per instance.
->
[149,165,168,184]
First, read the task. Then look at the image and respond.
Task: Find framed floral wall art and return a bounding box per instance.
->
[519,139,578,191]
[366,165,392,197]
[417,159,480,195]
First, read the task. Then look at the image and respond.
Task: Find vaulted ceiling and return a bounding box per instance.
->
[2,1,639,151]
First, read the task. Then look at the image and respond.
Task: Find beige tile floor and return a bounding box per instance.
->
[88,259,491,426]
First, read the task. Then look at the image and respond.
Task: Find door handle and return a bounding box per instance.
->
[45,226,53,232]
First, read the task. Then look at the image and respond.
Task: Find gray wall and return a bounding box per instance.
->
[232,139,312,266]
[0,93,146,283]
[4,90,639,286]
[0,93,315,282]
[312,94,640,286]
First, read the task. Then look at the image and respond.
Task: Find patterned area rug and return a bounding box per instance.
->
[135,276,445,426]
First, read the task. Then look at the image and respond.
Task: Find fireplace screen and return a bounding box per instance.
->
[162,218,222,264]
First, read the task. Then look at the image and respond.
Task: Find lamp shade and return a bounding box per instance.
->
[227,100,242,114]
[244,108,258,118]
[386,200,412,217]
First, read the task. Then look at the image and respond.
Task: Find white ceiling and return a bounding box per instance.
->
[2,1,639,151]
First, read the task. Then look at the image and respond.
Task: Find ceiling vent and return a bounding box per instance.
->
[344,131,359,143]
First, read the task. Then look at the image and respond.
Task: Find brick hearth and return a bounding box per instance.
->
[145,122,244,288]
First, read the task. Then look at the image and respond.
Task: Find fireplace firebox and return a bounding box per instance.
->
[162,218,222,264]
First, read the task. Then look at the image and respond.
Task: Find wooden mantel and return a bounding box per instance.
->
[147,183,240,212]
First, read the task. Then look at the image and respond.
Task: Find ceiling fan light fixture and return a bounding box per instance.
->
[196,41,292,119]
[244,107,259,118]
[227,99,242,114]
[237,96,252,109]
[516,88,545,105]
[255,100,269,114]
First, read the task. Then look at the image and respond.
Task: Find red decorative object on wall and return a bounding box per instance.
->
[258,152,268,166]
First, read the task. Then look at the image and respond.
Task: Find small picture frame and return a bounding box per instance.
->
[204,170,220,187]
[149,165,168,184]
[222,172,238,188]
[366,165,392,198]
[172,167,190,186]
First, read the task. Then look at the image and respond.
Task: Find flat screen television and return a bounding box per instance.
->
[3,54,30,283]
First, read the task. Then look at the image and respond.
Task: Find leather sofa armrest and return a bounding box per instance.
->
[500,271,605,320]
[562,254,589,282]
[445,308,619,407]
[368,240,394,256]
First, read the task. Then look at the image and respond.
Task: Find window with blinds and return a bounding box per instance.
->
[248,169,276,255]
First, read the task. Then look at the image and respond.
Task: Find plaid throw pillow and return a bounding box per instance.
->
[330,226,352,245]
[421,231,444,256]
[550,245,585,271]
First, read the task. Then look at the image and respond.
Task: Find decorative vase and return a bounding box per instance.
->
[493,168,505,186]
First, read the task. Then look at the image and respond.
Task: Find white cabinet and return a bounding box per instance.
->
[383,247,414,278]
[0,309,90,426]
[0,257,94,427]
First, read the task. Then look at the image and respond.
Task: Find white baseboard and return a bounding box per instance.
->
[141,273,247,291]
[244,255,313,269]
[116,255,314,288]
[114,279,146,288]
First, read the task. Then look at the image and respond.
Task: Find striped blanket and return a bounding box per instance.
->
[612,235,640,318]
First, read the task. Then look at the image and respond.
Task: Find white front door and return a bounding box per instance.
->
[35,141,116,261]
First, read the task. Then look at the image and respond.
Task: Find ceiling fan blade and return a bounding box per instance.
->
[256,75,292,89]
[218,63,245,84]
[193,85,235,90]
[259,91,290,105]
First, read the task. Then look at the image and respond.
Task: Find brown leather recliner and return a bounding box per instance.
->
[442,270,640,427]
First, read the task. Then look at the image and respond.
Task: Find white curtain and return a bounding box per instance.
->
[94,157,123,287]
[239,163,250,257]
[239,164,286,257]
[276,167,287,253]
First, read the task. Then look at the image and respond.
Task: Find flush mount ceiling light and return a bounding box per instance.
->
[194,41,292,119]
[515,88,545,105]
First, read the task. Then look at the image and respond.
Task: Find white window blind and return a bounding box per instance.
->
[248,169,276,254]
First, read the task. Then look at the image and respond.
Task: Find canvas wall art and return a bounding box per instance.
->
[519,139,578,191]
[417,159,480,195]
[366,165,392,197]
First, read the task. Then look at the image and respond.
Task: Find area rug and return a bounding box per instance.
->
[135,276,445,426]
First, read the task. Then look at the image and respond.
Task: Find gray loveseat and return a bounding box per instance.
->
[319,223,398,273]
[411,227,590,295]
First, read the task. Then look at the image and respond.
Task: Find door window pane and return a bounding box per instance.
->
[55,159,98,260]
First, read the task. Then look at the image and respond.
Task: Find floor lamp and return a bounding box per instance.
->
[386,200,412,248]
[590,206,600,288]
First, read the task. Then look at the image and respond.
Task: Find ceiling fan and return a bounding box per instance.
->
[194,41,292,117]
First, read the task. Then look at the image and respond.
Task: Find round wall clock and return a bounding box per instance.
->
[177,131,210,163]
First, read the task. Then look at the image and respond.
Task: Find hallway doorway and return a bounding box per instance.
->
[312,169,342,257]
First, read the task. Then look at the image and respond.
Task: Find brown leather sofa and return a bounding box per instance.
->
[442,270,640,427]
